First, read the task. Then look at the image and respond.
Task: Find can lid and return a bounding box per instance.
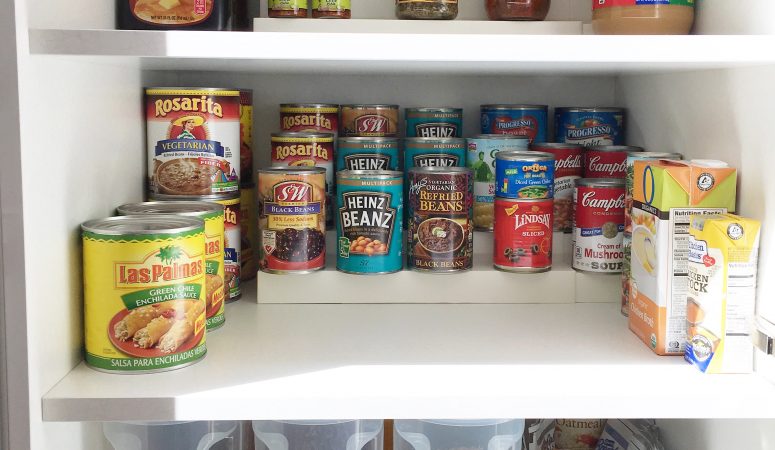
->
[259,166,327,175]
[338,136,399,144]
[691,159,729,168]
[144,87,240,96]
[627,151,683,159]
[470,134,529,141]
[337,170,403,180]
[575,178,625,187]
[586,145,644,152]
[555,107,625,113]
[271,131,335,140]
[404,137,466,144]
[341,104,399,109]
[481,104,548,110]
[408,166,472,175]
[280,103,339,109]
[405,107,463,113]
[496,150,554,161]
[149,192,240,202]
[81,215,204,235]
[117,201,223,218]
[529,142,583,150]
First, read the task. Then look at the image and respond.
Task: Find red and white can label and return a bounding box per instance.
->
[584,149,627,179]
[572,185,625,273]
[493,198,553,271]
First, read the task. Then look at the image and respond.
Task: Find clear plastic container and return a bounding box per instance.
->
[396,1,459,20]
[394,419,525,450]
[103,421,242,450]
[253,420,384,450]
[486,0,551,21]
[592,3,695,35]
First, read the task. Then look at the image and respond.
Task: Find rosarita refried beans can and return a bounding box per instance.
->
[530,143,584,233]
[407,167,474,273]
[82,215,207,373]
[493,198,554,273]
[280,103,340,137]
[572,178,626,274]
[146,88,240,196]
[584,145,643,179]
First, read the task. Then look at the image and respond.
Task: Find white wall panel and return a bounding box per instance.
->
[659,419,775,450]
[695,0,775,35]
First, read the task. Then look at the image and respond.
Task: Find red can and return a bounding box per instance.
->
[584,145,643,179]
[493,197,553,272]
[280,103,340,138]
[530,143,583,233]
[572,178,625,274]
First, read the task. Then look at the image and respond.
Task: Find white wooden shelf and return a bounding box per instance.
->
[27,28,775,74]
[42,280,775,421]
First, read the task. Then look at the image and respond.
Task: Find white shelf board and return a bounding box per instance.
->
[257,232,618,304]
[28,28,775,74]
[42,281,775,421]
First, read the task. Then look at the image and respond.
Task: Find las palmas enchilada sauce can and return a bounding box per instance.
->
[82,215,207,373]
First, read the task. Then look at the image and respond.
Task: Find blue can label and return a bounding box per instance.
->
[405,109,463,138]
[337,140,400,172]
[336,175,403,274]
[555,109,625,146]
[495,158,554,199]
[404,140,467,170]
[480,106,548,143]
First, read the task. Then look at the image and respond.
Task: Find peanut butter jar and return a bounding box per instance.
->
[592,0,695,35]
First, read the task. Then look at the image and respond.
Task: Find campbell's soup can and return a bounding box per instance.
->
[405,107,463,138]
[240,89,254,184]
[495,151,554,199]
[572,178,625,274]
[624,151,682,234]
[280,103,339,137]
[340,104,399,137]
[493,198,553,273]
[337,137,400,172]
[584,145,643,179]
[555,107,626,146]
[480,104,548,143]
[530,143,583,233]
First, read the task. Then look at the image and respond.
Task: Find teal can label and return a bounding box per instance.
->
[336,137,400,172]
[405,108,463,138]
[404,137,467,170]
[336,171,403,274]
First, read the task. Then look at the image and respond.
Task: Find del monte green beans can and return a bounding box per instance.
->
[337,171,403,274]
[336,137,400,172]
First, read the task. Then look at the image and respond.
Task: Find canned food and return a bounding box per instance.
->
[407,167,474,273]
[268,0,308,17]
[271,132,335,227]
[624,151,682,234]
[280,103,339,137]
[572,178,625,274]
[312,0,351,18]
[555,107,626,146]
[258,167,327,274]
[146,88,240,195]
[480,104,548,143]
[584,145,643,179]
[337,137,400,172]
[404,137,467,169]
[82,216,207,373]
[336,171,403,274]
[405,107,463,138]
[467,135,530,231]
[116,201,226,331]
[495,151,554,199]
[118,0,232,30]
[340,104,399,137]
[240,183,258,281]
[240,89,254,184]
[530,143,584,232]
[493,198,553,273]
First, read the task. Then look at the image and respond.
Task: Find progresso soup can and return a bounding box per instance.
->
[555,107,625,146]
[336,171,403,274]
[404,137,467,170]
[584,145,643,179]
[530,143,584,233]
[480,104,548,144]
[337,137,400,172]
[82,215,207,373]
[493,198,554,273]
[407,167,474,273]
[467,134,530,231]
[495,151,555,199]
[405,107,463,138]
[572,178,625,274]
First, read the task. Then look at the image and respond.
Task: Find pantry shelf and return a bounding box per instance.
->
[42,280,775,422]
[28,28,775,74]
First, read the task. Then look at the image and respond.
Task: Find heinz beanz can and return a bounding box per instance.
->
[337,137,400,172]
[555,107,625,146]
[405,107,463,138]
[495,151,555,199]
[82,215,207,373]
[480,104,548,144]
[572,178,625,274]
[404,137,467,170]
[337,171,403,274]
[493,197,554,273]
[467,134,530,231]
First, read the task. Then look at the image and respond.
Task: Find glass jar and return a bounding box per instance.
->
[592,1,695,35]
[268,0,308,18]
[312,0,351,18]
[485,0,550,21]
[396,0,458,20]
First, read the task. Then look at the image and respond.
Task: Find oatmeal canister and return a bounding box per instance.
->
[405,107,463,138]
[407,167,474,273]
[493,198,553,272]
[555,107,626,146]
[146,88,240,195]
[280,103,339,136]
[240,89,254,184]
[337,137,400,172]
[584,145,643,179]
[240,183,259,281]
[340,104,399,137]
[480,104,548,144]
[467,135,530,231]
[495,151,554,199]
[116,202,226,331]
[404,137,467,169]
[572,178,625,273]
[82,216,207,373]
[530,143,584,232]
[337,171,403,274]
[258,167,327,274]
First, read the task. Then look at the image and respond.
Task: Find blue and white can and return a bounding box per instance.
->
[405,107,463,138]
[495,151,555,199]
[336,137,400,172]
[404,137,467,170]
[480,104,548,144]
[555,107,626,146]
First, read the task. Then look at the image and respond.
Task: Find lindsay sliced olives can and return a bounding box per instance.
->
[82,215,207,373]
[337,137,400,172]
[493,198,554,273]
[405,107,463,138]
[495,151,555,199]
[337,170,403,274]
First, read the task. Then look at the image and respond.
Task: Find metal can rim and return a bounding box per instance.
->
[481,104,549,110]
[575,178,626,187]
[405,107,463,113]
[408,166,473,175]
[149,192,240,202]
[258,167,327,175]
[338,137,399,144]
[81,215,204,236]
[555,107,626,113]
[280,103,339,109]
[337,170,403,180]
[627,152,683,159]
[271,131,335,140]
[530,143,584,150]
[144,87,240,95]
[404,137,466,144]
[341,104,400,109]
[496,150,554,161]
[117,201,224,218]
[585,145,644,152]
[469,134,529,140]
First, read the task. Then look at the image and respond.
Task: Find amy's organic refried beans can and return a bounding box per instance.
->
[258,167,327,274]
[493,198,554,273]
[530,143,584,233]
[480,104,548,143]
[495,151,554,199]
[572,178,625,274]
[555,107,626,146]
[146,88,240,196]
[336,170,403,274]
[584,145,643,179]
[280,103,339,136]
[116,201,226,331]
[405,107,463,138]
[407,167,474,273]
[337,137,400,172]
[239,89,254,185]
[82,215,207,373]
[340,104,399,137]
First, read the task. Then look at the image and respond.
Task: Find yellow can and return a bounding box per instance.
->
[82,215,207,373]
[240,183,258,281]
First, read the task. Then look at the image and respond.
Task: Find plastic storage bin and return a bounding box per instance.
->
[103,421,242,450]
[253,420,384,450]
[394,419,525,450]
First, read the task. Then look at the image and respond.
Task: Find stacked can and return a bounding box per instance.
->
[571,179,625,275]
[492,151,555,272]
